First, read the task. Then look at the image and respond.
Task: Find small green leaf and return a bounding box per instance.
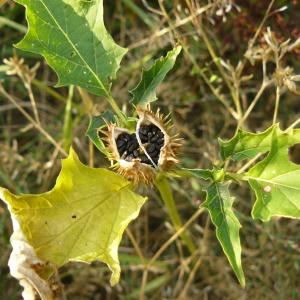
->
[1,148,146,286]
[203,182,245,286]
[246,128,300,221]
[86,110,116,154]
[130,46,182,107]
[15,0,127,96]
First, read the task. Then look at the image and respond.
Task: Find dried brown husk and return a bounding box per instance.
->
[102,107,182,185]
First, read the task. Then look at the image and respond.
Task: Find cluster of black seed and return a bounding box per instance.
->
[115,124,165,167]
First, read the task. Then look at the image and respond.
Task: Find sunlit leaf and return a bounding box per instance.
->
[0,148,146,286]
[246,127,300,221]
[219,125,276,161]
[130,46,182,107]
[203,182,245,286]
[15,0,127,96]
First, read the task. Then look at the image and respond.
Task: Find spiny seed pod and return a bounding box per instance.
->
[102,108,182,185]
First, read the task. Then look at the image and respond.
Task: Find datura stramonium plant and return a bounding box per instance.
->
[102,107,182,185]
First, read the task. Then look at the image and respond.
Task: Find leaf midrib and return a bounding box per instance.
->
[247,173,300,192]
[39,0,108,95]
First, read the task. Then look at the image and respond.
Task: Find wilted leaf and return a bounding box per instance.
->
[0,148,146,287]
[203,182,245,286]
[246,127,300,221]
[130,46,182,107]
[15,0,127,96]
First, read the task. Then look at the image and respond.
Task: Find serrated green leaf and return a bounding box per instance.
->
[219,125,276,161]
[203,182,245,286]
[130,46,182,107]
[246,128,300,221]
[0,148,146,286]
[86,110,116,154]
[15,0,127,96]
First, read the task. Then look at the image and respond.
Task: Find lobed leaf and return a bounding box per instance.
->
[15,0,127,96]
[0,148,147,286]
[130,46,182,107]
[219,125,276,161]
[246,128,300,221]
[203,182,245,286]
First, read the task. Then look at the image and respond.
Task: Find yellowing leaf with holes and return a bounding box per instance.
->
[15,0,127,96]
[0,148,146,289]
[246,127,300,221]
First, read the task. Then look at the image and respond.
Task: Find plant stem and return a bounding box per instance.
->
[63,85,74,151]
[121,0,156,29]
[238,81,269,127]
[273,86,281,124]
[106,93,127,125]
[155,174,196,254]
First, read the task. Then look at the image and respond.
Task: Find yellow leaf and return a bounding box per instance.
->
[1,148,147,288]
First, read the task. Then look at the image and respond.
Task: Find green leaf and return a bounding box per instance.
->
[0,148,146,286]
[246,128,300,221]
[219,125,276,161]
[182,168,214,181]
[203,182,245,286]
[86,110,116,154]
[15,0,127,96]
[130,46,182,107]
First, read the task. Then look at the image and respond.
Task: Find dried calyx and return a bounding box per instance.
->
[103,108,181,184]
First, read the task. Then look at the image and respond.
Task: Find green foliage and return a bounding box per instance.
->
[15,0,127,96]
[219,125,276,161]
[203,182,245,286]
[3,0,300,293]
[86,110,116,154]
[0,148,147,285]
[130,46,182,107]
[246,127,300,221]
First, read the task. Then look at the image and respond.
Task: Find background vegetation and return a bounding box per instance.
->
[0,0,299,299]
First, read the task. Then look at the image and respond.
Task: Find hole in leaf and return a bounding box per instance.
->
[72,215,77,219]
[288,144,300,164]
[61,274,74,285]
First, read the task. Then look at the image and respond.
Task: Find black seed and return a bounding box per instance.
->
[150,125,159,135]
[133,150,139,157]
[155,144,163,151]
[139,133,148,143]
[117,139,126,148]
[146,144,156,153]
[152,157,159,164]
[150,150,159,157]
[128,141,139,153]
[157,137,164,146]
[118,145,127,156]
[157,131,164,138]
[140,154,150,164]
[147,131,153,138]
[118,132,131,142]
[139,126,148,135]
[150,134,159,143]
